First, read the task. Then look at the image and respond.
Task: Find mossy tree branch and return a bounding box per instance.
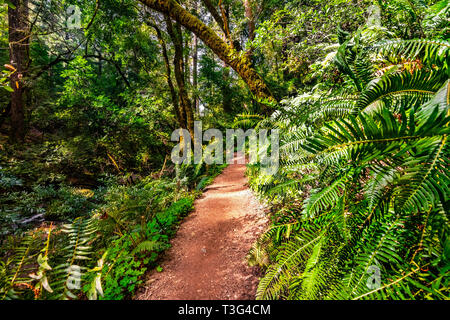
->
[139,0,276,112]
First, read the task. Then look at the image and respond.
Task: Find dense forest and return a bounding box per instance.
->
[0,0,449,301]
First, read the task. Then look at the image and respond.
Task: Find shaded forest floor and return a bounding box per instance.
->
[134,153,268,300]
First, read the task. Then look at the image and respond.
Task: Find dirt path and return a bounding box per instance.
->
[134,153,268,300]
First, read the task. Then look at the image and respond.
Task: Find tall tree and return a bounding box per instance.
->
[243,0,255,51]
[220,1,232,113]
[165,15,195,135]
[8,0,29,142]
[149,21,185,127]
[192,0,199,115]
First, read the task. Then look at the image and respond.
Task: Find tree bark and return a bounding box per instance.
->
[139,0,276,112]
[221,65,232,113]
[149,22,185,128]
[243,0,255,44]
[8,0,30,142]
[201,0,226,34]
[221,3,232,113]
[183,28,190,85]
[165,15,195,136]
[203,0,242,51]
[281,20,290,82]
[192,0,199,115]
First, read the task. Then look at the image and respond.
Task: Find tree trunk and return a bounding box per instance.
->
[184,31,190,86]
[201,0,226,34]
[221,65,232,113]
[150,23,185,128]
[8,0,30,142]
[192,1,199,115]
[139,0,276,112]
[220,3,232,113]
[243,0,255,50]
[203,0,242,51]
[281,20,290,82]
[165,15,195,136]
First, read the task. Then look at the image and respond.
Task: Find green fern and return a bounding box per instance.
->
[250,29,449,301]
[0,233,37,300]
[49,217,97,300]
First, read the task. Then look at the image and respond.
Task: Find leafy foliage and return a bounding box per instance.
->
[1,0,449,302]
[246,17,450,300]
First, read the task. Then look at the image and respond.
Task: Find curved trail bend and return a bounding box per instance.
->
[135,153,268,300]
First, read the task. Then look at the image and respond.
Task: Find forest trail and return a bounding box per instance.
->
[134,153,268,300]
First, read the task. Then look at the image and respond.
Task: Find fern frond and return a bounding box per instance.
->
[357,69,446,112]
[233,113,265,129]
[0,233,37,300]
[373,38,450,74]
[50,217,97,300]
[302,175,348,218]
[131,240,165,255]
[256,231,324,300]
